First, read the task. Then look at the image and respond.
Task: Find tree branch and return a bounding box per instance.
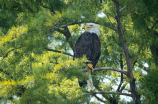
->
[57,26,75,51]
[117,54,124,92]
[45,48,73,57]
[40,3,55,13]
[151,20,158,30]
[93,94,106,103]
[88,91,132,97]
[38,21,118,34]
[52,22,82,29]
[107,26,118,32]
[119,6,126,12]
[37,22,82,31]
[81,67,127,75]
[153,30,158,37]
[2,47,22,60]
[120,84,127,92]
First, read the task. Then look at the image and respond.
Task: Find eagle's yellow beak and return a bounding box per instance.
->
[85,25,92,30]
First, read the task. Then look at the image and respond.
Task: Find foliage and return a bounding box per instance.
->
[0,0,158,103]
[141,69,158,104]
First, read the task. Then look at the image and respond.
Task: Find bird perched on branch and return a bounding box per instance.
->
[74,23,101,90]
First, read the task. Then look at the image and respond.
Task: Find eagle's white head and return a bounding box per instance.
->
[85,23,100,36]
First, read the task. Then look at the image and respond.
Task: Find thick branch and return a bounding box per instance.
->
[45,48,73,57]
[57,26,74,51]
[81,67,127,75]
[88,91,132,97]
[38,23,78,51]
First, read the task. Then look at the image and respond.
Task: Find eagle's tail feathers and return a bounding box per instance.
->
[87,71,94,91]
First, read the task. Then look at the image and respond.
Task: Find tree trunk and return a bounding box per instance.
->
[111,0,141,103]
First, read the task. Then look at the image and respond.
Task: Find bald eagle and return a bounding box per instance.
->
[74,23,101,90]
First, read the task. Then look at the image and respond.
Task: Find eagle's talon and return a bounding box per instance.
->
[87,63,94,72]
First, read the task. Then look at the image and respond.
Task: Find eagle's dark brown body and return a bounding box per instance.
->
[74,32,101,68]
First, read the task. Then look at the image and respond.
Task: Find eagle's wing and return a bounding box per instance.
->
[74,32,101,68]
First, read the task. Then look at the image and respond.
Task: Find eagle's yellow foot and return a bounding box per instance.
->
[87,63,94,72]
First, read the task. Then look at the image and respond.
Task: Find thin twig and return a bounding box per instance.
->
[37,22,82,31]
[45,48,73,57]
[93,94,106,103]
[119,6,126,12]
[2,47,22,60]
[107,26,118,32]
[120,84,127,92]
[117,53,124,92]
